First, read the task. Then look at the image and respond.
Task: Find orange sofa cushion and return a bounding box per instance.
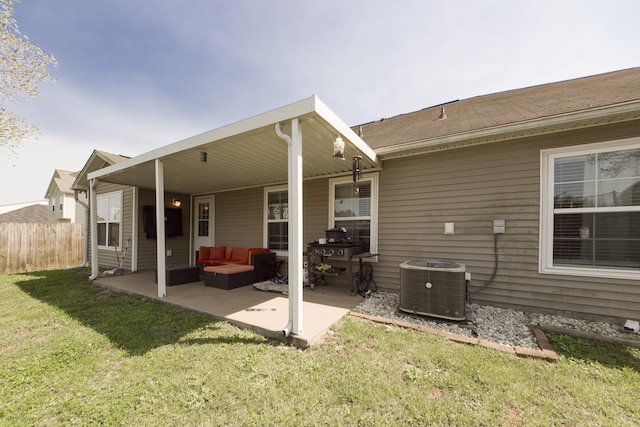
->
[209,246,226,260]
[229,247,249,263]
[203,264,255,275]
[197,246,270,267]
[199,246,210,261]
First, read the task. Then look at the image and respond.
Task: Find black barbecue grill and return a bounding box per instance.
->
[306,242,364,295]
[307,242,363,260]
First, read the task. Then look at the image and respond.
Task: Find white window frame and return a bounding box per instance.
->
[96,190,123,249]
[539,137,640,280]
[329,173,378,254]
[263,184,288,256]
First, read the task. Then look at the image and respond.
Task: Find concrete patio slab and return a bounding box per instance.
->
[93,269,364,347]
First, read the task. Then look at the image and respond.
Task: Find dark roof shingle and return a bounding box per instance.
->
[0,204,49,223]
[358,67,640,150]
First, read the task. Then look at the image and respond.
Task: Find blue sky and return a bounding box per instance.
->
[2,0,638,205]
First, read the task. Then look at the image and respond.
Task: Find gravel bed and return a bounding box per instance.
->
[352,291,639,349]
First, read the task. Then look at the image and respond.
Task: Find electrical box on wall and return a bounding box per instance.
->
[493,219,505,234]
[445,222,455,235]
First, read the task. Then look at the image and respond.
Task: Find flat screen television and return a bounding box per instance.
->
[142,205,183,238]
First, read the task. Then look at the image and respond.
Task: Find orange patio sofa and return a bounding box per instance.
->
[196,246,275,287]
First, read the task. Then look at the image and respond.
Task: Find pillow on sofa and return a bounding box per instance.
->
[199,246,210,260]
[209,246,226,260]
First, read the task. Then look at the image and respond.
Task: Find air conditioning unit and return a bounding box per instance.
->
[399,259,466,321]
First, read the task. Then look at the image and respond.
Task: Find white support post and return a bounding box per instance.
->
[155,159,167,298]
[288,118,303,336]
[131,187,138,272]
[89,178,99,280]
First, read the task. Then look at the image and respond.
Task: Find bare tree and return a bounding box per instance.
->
[0,0,57,158]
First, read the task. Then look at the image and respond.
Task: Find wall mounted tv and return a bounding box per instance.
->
[142,205,183,238]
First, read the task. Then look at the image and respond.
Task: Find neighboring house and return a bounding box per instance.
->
[0,200,47,214]
[86,67,640,331]
[44,169,84,223]
[0,202,48,223]
[71,150,131,267]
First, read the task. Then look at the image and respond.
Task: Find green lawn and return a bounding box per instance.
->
[1,269,639,426]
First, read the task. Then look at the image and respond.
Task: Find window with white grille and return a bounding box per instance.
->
[329,173,378,253]
[540,139,640,279]
[96,191,122,248]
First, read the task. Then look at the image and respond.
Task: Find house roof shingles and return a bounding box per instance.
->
[95,150,130,165]
[54,170,78,194]
[358,67,640,152]
[0,204,49,223]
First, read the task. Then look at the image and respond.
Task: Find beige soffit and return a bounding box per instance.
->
[88,96,379,194]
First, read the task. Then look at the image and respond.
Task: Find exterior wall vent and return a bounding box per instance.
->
[399,259,466,321]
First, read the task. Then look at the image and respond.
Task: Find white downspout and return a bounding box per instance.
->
[79,194,89,266]
[89,179,99,280]
[155,159,167,298]
[275,120,304,337]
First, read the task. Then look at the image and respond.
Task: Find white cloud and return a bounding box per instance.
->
[3,0,638,204]
[2,81,210,205]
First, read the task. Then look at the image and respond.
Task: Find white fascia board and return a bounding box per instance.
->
[314,97,379,166]
[89,96,320,181]
[44,179,57,199]
[72,150,102,190]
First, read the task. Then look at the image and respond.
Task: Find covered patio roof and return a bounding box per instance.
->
[88,96,379,193]
[87,96,379,341]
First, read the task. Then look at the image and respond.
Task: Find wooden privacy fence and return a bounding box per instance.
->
[0,223,84,275]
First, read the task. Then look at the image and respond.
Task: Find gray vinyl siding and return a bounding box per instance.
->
[374,121,640,321]
[302,179,330,243]
[136,189,191,270]
[209,179,352,285]
[214,187,266,248]
[212,180,330,249]
[94,183,134,270]
[136,189,157,269]
[118,121,639,321]
[201,179,330,275]
[131,182,331,274]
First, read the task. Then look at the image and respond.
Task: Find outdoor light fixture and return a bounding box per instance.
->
[352,155,363,196]
[200,151,207,162]
[172,199,182,208]
[333,136,345,160]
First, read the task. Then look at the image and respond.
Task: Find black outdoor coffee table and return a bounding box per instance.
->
[156,265,201,286]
